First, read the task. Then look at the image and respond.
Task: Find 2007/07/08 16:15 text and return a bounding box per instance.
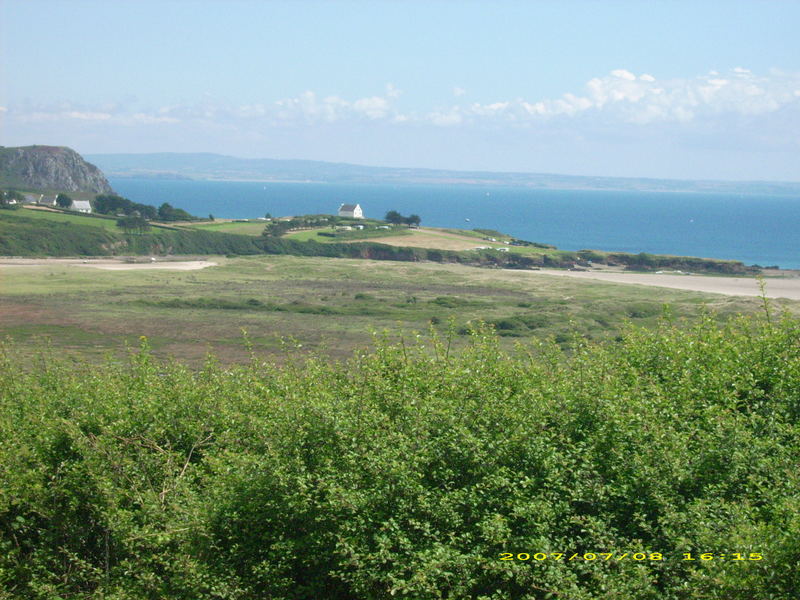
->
[499,552,764,561]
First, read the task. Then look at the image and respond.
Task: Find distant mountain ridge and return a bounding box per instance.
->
[0,146,114,194]
[87,152,800,196]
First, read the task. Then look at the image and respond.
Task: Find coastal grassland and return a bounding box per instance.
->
[1,312,799,598]
[180,220,268,235]
[2,205,123,230]
[285,226,413,242]
[1,255,792,365]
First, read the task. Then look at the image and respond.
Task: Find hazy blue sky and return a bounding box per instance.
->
[2,0,799,180]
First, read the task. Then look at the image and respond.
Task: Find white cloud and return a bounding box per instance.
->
[385,83,401,99]
[353,96,390,119]
[611,69,637,81]
[5,69,799,137]
[439,68,800,126]
[65,111,112,121]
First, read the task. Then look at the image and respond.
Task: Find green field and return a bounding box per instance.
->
[285,226,413,242]
[1,254,792,365]
[2,206,123,230]
[183,219,269,235]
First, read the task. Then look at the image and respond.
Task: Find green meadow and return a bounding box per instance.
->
[1,254,792,365]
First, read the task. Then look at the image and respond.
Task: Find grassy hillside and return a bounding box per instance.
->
[2,207,756,277]
[1,312,798,598]
[0,209,262,256]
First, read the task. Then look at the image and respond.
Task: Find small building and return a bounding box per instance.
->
[23,193,44,204]
[71,200,92,213]
[337,203,364,219]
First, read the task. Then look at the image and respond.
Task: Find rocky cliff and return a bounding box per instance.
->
[0,145,114,193]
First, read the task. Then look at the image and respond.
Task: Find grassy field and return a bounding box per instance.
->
[1,254,793,365]
[3,205,123,230]
[182,219,269,235]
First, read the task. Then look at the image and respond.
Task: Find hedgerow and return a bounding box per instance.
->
[1,312,799,599]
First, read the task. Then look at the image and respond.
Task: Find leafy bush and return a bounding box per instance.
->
[2,311,800,598]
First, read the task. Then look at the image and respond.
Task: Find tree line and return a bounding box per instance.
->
[385,210,421,226]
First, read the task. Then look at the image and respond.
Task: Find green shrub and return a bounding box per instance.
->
[1,313,799,598]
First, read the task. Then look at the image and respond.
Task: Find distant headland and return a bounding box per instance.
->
[87,151,800,196]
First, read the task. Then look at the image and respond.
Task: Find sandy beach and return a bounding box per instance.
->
[0,258,218,271]
[533,269,800,300]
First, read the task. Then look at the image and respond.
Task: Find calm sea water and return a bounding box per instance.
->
[110,178,800,269]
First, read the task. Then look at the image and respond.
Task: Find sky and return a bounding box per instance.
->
[1,0,799,181]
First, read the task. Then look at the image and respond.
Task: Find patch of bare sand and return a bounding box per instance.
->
[531,269,800,300]
[0,258,218,271]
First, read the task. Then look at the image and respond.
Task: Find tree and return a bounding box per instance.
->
[1,190,23,209]
[405,214,421,227]
[158,202,196,222]
[56,193,73,209]
[385,210,404,225]
[116,215,150,235]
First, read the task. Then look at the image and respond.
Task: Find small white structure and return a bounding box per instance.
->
[337,203,364,219]
[71,200,92,213]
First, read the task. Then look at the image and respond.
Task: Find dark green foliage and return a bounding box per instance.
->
[55,193,73,209]
[607,252,753,275]
[116,215,150,234]
[94,194,159,220]
[385,210,404,224]
[383,210,420,226]
[157,202,196,222]
[1,190,24,209]
[1,312,799,598]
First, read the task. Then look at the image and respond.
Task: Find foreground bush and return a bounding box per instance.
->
[1,313,799,599]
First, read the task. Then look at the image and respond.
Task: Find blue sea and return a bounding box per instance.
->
[109,178,800,269]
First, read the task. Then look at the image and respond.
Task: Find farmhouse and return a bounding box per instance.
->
[71,200,92,213]
[337,203,364,219]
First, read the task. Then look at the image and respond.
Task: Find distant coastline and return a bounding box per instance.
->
[89,152,800,196]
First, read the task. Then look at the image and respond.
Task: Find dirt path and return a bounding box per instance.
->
[532,269,800,300]
[0,258,218,271]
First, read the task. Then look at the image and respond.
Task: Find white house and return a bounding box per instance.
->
[71,200,92,213]
[337,203,364,219]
